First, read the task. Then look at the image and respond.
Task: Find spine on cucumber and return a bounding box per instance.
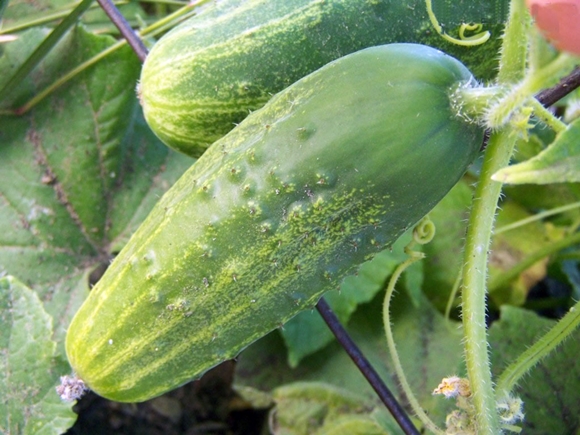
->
[67,44,484,403]
[139,0,499,157]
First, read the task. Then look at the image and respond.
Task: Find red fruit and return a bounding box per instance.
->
[527,0,580,55]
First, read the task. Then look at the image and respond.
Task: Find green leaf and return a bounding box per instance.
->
[315,414,388,435]
[561,260,580,300]
[1,0,70,31]
[236,290,464,431]
[0,275,76,435]
[422,180,473,311]
[492,118,580,184]
[0,24,192,432]
[488,200,551,306]
[106,110,194,252]
[371,408,407,435]
[0,26,192,354]
[0,0,7,21]
[489,306,580,434]
[270,382,387,435]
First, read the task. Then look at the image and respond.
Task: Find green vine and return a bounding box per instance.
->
[496,299,580,398]
[461,128,518,435]
[494,200,580,235]
[382,217,443,434]
[425,0,490,46]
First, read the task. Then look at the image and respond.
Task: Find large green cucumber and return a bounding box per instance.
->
[67,44,483,403]
[139,0,500,157]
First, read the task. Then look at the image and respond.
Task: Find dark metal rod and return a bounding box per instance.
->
[536,66,580,108]
[95,0,149,62]
[316,297,421,435]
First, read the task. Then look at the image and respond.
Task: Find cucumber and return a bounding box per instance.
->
[67,43,484,403]
[139,0,500,157]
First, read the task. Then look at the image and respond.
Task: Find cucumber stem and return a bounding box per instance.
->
[527,98,567,133]
[383,254,445,434]
[494,200,580,235]
[459,4,535,428]
[451,84,505,125]
[382,218,443,434]
[496,0,530,84]
[461,128,517,435]
[495,299,580,398]
[486,53,577,129]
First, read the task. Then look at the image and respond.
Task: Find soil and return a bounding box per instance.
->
[64,361,269,435]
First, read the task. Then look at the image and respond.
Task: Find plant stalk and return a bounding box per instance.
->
[494,200,580,234]
[0,0,94,103]
[459,0,530,431]
[461,129,517,435]
[496,299,580,397]
[383,254,444,435]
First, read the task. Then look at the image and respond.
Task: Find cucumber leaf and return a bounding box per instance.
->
[489,306,580,434]
[0,0,7,22]
[502,126,580,226]
[0,26,192,355]
[270,382,388,435]
[421,180,473,311]
[0,25,191,432]
[561,260,580,301]
[236,290,464,431]
[492,118,580,184]
[488,200,551,306]
[0,275,76,435]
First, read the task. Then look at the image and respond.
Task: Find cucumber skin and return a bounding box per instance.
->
[67,44,483,403]
[140,0,499,157]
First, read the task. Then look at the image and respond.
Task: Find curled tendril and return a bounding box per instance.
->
[382,214,444,434]
[413,216,436,245]
[425,0,491,47]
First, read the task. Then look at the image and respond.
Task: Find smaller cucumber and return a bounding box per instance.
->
[67,44,484,403]
[139,0,500,156]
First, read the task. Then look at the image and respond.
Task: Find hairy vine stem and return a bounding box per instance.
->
[461,128,517,435]
[459,1,529,432]
[495,299,580,398]
[382,218,443,434]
